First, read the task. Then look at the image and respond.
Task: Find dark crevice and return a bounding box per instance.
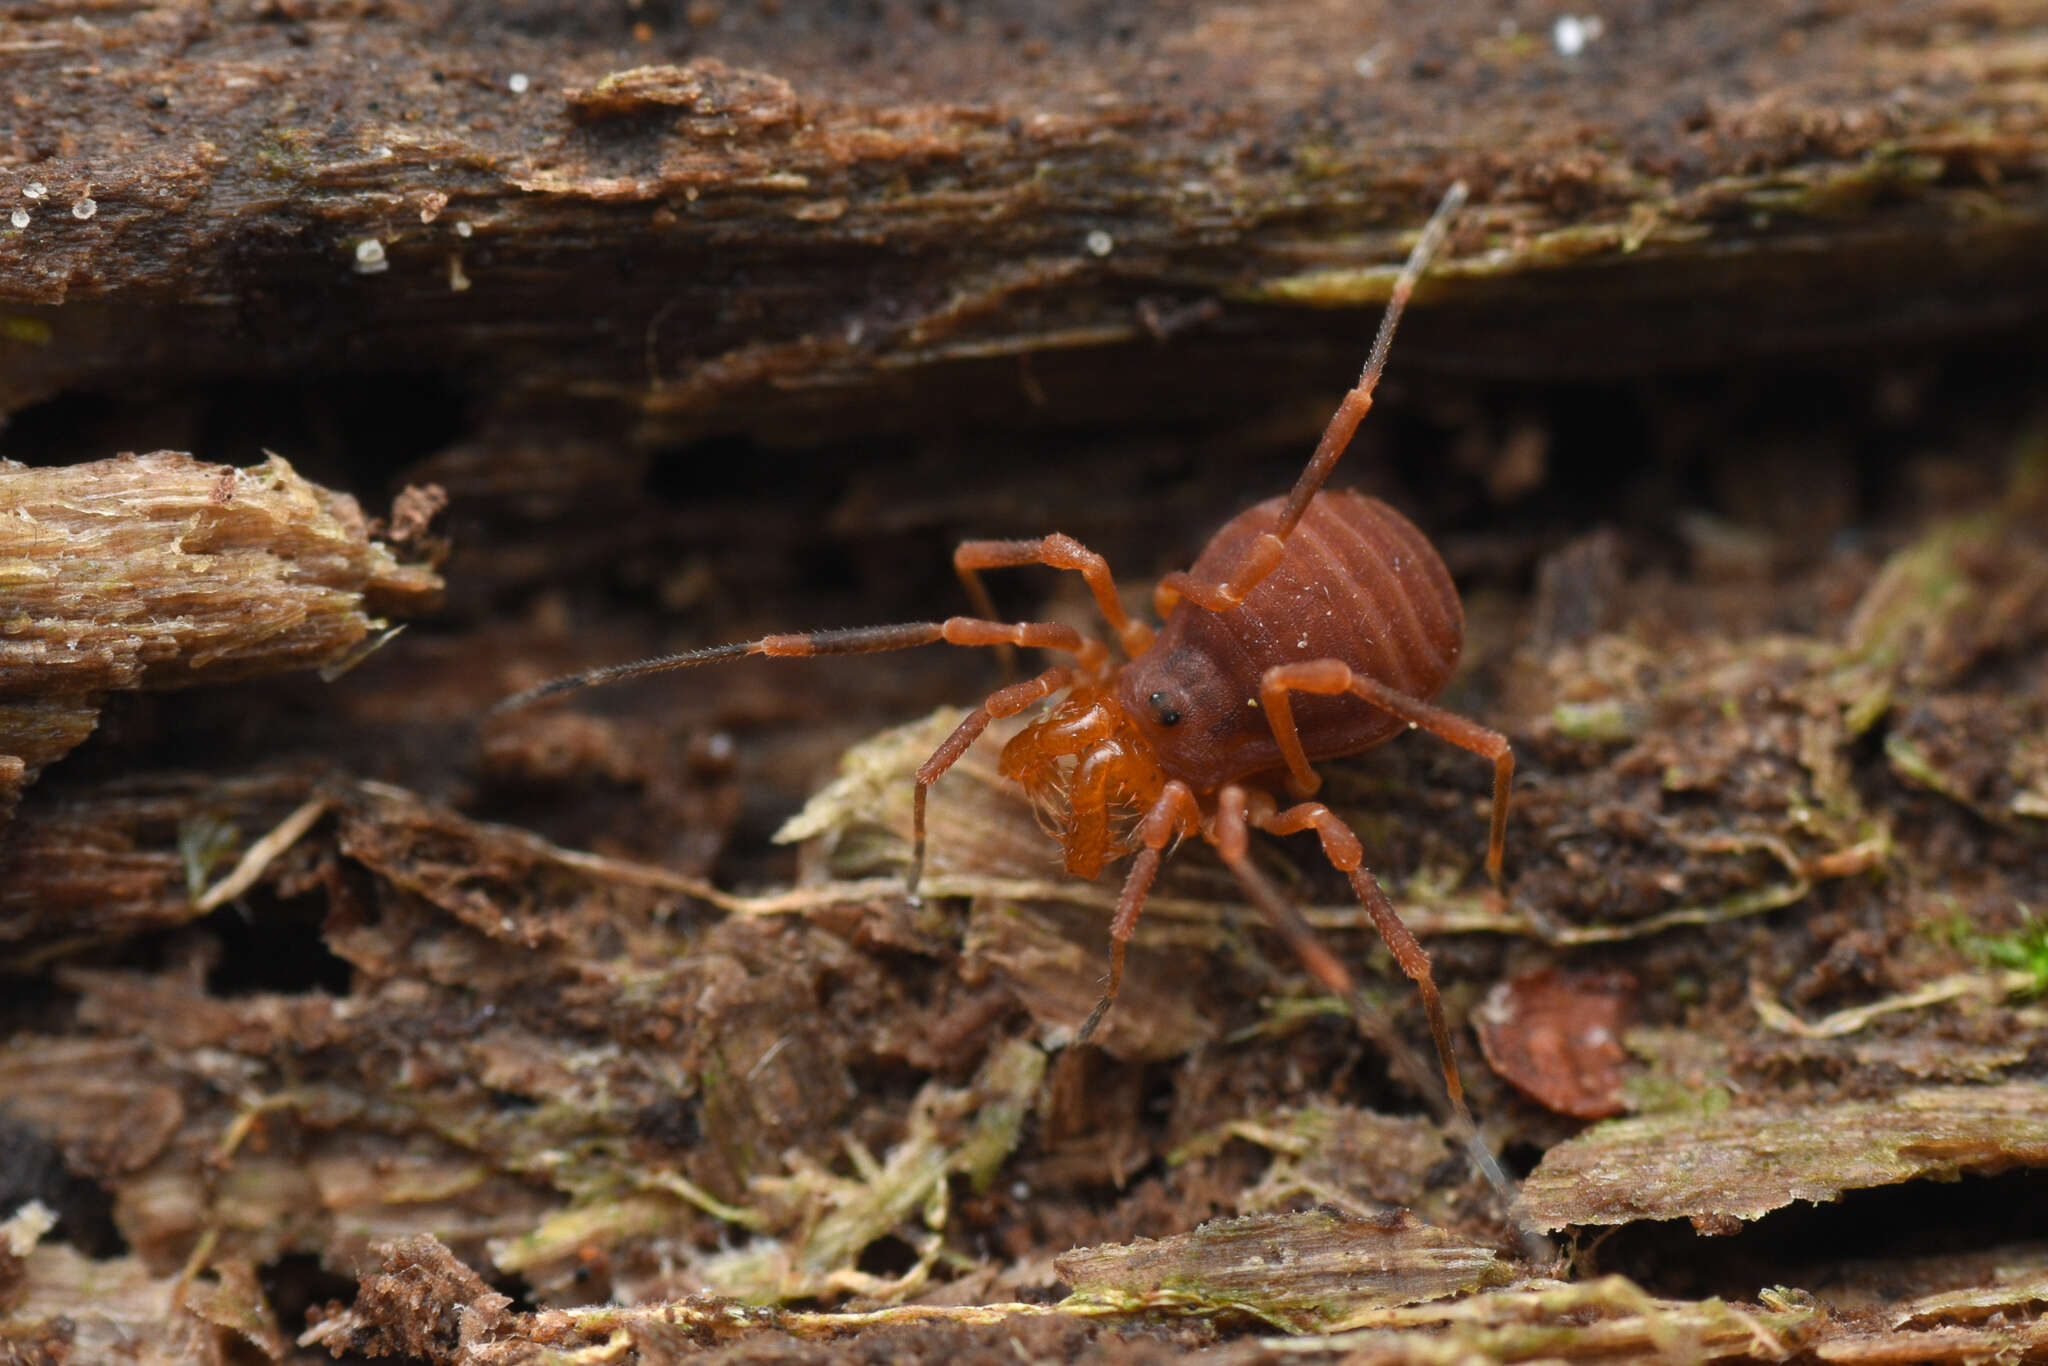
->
[0,374,467,500]
[260,1253,361,1347]
[0,1115,125,1258]
[203,894,354,998]
[1592,1168,2048,1305]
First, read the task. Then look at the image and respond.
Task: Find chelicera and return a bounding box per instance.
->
[501,183,1510,1135]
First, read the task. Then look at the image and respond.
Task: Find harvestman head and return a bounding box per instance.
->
[499,183,1538,1233]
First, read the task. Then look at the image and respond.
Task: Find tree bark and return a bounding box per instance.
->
[2,0,2043,445]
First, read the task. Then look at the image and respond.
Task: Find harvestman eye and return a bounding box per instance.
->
[1148,692,1182,726]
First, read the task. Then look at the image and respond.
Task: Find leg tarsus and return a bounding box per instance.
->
[1151,183,1467,619]
[1254,796,1470,1116]
[498,625,946,712]
[1220,789,1536,1235]
[1074,897,1137,1046]
[1345,864,1466,1116]
[500,615,1104,714]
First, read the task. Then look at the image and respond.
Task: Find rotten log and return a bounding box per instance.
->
[4,4,2048,1365]
[1,1,2044,450]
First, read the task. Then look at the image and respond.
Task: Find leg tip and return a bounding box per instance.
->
[1075,996,1113,1047]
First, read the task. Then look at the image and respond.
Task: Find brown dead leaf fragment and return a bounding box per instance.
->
[1474,968,1635,1120]
[1516,1083,2048,1234]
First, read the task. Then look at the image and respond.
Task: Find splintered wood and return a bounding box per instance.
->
[0,452,442,823]
[1054,1209,1512,1332]
[1517,1083,2048,1234]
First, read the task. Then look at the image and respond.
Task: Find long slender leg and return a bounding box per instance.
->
[494,617,1105,714]
[1211,786,1359,1013]
[1074,781,1202,1045]
[1154,182,1468,618]
[955,535,1155,658]
[1257,659,1513,886]
[1254,799,1466,1115]
[908,665,1072,895]
[1212,785,1530,1235]
[1210,786,1475,1134]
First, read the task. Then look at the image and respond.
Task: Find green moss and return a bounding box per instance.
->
[178,814,244,898]
[1549,698,1638,743]
[1952,907,2048,999]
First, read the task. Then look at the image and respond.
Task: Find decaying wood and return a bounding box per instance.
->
[0,770,317,962]
[1516,1082,2048,1235]
[1,451,2043,1363]
[5,4,2048,1366]
[0,452,442,826]
[1053,1209,1513,1331]
[2,1,2046,447]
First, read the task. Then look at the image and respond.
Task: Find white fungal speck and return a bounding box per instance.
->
[23,182,46,200]
[71,198,96,220]
[354,238,389,274]
[1552,14,1603,57]
[453,219,473,238]
[507,71,530,94]
[1296,638,1309,649]
[9,209,26,229]
[1084,229,1114,257]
